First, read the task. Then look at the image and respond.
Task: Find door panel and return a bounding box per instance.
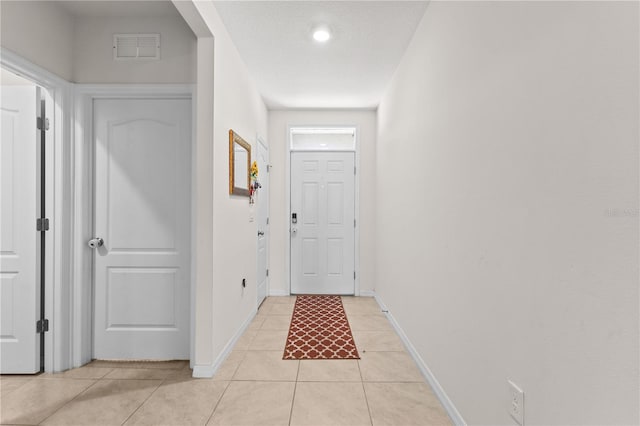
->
[302,183,319,224]
[106,268,177,327]
[0,85,39,373]
[93,99,190,360]
[107,120,179,251]
[291,151,355,295]
[256,139,269,306]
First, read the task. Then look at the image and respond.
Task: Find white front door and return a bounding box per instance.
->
[256,138,269,306]
[0,85,40,373]
[93,98,191,360]
[290,151,355,295]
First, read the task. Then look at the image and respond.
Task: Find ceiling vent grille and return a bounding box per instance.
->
[113,34,160,60]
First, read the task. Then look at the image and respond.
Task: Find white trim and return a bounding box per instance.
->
[269,289,289,297]
[192,363,216,378]
[74,84,192,98]
[370,292,467,426]
[72,84,195,367]
[285,124,361,296]
[353,126,361,296]
[256,134,270,307]
[1,48,73,373]
[285,129,291,294]
[1,48,68,88]
[190,94,197,369]
[193,309,256,378]
[358,290,376,298]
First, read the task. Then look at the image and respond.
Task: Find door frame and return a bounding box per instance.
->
[72,84,196,367]
[284,125,361,296]
[256,134,270,305]
[1,48,72,373]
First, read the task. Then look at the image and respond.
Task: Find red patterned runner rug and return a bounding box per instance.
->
[283,295,360,360]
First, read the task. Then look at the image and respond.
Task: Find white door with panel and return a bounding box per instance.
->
[93,98,191,360]
[256,138,269,306]
[0,85,40,373]
[290,152,355,295]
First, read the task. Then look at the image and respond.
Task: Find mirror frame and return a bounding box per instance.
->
[229,129,251,196]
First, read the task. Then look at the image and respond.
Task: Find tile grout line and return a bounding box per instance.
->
[357,355,375,426]
[243,329,259,350]
[119,378,165,426]
[228,351,248,379]
[0,376,34,399]
[205,380,232,425]
[206,320,256,425]
[288,357,301,426]
[35,378,100,425]
[114,363,190,424]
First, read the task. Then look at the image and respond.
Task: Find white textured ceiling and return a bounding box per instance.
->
[213,1,429,109]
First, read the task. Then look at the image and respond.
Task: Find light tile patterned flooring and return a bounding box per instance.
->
[0,296,451,425]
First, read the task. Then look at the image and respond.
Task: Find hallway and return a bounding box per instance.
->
[1,1,638,424]
[1,296,451,425]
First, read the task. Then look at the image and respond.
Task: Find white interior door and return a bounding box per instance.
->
[93,98,191,360]
[256,138,269,306]
[290,151,355,295]
[0,84,40,373]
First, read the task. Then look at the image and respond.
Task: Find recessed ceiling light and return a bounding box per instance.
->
[313,28,331,43]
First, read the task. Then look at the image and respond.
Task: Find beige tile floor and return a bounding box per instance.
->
[0,296,452,426]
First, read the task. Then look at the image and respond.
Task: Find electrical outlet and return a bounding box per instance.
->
[507,380,524,425]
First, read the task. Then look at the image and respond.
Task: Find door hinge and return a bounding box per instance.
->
[266,269,269,277]
[36,218,49,231]
[37,117,50,131]
[354,166,356,175]
[354,271,356,280]
[267,164,271,173]
[266,217,269,225]
[354,219,356,228]
[36,319,49,333]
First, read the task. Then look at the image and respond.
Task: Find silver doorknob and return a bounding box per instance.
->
[291,228,297,235]
[88,237,104,249]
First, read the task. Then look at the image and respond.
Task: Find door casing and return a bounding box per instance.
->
[256,135,270,306]
[285,125,361,296]
[290,151,356,294]
[1,48,71,373]
[73,84,196,367]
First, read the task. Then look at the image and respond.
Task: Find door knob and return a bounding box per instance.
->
[291,228,297,235]
[88,237,104,249]
[258,231,264,237]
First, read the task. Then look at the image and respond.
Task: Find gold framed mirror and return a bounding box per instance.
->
[229,130,251,196]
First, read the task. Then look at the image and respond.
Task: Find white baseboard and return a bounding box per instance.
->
[192,309,256,378]
[192,364,216,378]
[359,290,376,297]
[269,289,289,296]
[370,292,466,426]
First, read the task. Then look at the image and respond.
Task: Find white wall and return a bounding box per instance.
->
[73,16,195,83]
[0,2,195,84]
[375,2,639,425]
[0,1,74,81]
[183,1,268,368]
[268,110,377,295]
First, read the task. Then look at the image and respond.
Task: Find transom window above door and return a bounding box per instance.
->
[290,127,356,151]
